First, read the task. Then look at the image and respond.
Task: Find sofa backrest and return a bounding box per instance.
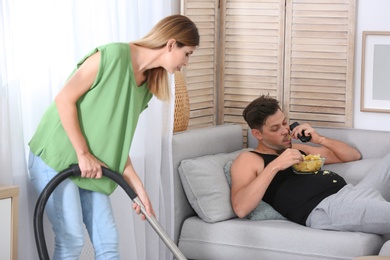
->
[248,127,390,159]
[172,124,243,243]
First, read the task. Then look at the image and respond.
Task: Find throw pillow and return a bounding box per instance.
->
[224,160,286,221]
[178,149,250,223]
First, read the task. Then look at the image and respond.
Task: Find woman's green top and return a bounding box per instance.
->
[29,42,153,195]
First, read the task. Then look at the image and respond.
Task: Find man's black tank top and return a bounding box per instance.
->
[251,151,347,225]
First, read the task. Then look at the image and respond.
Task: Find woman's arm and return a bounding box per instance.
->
[55,51,106,177]
[122,156,155,220]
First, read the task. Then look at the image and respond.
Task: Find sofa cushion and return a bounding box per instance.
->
[178,149,247,223]
[379,240,390,256]
[224,160,286,221]
[179,216,384,260]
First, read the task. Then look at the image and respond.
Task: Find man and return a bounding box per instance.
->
[231,94,390,234]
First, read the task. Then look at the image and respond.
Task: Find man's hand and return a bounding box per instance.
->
[291,123,324,144]
[272,148,304,171]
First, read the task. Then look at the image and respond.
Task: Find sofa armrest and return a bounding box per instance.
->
[172,124,243,243]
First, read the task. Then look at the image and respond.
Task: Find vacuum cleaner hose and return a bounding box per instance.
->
[33,164,187,260]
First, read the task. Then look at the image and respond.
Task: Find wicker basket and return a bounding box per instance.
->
[173,71,190,133]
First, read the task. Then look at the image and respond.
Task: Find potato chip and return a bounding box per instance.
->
[292,154,325,173]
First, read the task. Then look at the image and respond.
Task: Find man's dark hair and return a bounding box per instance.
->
[243,94,281,131]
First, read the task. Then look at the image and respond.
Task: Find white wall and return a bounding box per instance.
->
[354,0,390,131]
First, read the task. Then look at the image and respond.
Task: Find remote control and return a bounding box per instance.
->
[289,122,311,142]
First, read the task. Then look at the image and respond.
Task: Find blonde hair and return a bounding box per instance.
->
[132,14,199,101]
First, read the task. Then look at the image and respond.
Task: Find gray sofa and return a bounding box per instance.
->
[172,124,390,260]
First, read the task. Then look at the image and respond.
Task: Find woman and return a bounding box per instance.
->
[28,14,199,259]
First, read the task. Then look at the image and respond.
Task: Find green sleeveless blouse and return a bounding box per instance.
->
[29,42,153,195]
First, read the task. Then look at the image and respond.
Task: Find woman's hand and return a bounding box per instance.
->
[132,189,156,221]
[77,152,106,178]
[123,156,156,220]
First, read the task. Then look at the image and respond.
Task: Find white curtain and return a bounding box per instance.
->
[0,0,178,259]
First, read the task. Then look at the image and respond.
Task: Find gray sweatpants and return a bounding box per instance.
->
[306,153,390,235]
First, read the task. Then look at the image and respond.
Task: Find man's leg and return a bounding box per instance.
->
[355,152,390,201]
[307,184,390,234]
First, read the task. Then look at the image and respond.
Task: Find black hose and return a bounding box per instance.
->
[33,164,138,260]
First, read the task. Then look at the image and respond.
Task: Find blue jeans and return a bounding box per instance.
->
[28,151,120,260]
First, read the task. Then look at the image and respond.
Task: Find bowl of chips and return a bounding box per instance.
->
[292,154,325,174]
